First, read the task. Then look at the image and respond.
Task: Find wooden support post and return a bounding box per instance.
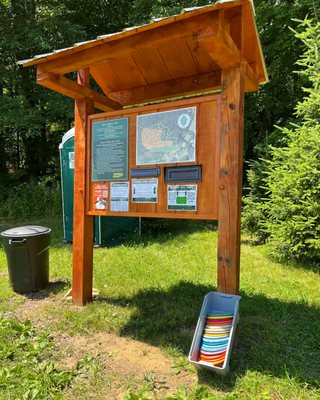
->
[72,69,94,306]
[217,66,244,294]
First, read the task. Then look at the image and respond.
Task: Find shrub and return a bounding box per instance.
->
[255,19,320,261]
[264,123,320,260]
[0,178,62,220]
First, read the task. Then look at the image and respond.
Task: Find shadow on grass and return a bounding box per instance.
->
[24,280,69,300]
[98,281,320,390]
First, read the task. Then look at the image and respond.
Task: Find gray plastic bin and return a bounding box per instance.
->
[1,226,51,294]
[188,291,241,375]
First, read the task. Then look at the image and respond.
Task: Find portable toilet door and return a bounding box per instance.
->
[59,128,75,242]
[59,128,140,245]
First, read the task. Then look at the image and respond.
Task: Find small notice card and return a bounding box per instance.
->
[93,183,108,210]
[110,182,129,212]
[132,179,158,203]
[167,185,197,211]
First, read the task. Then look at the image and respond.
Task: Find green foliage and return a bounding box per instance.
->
[0,315,73,400]
[0,178,62,220]
[244,19,320,262]
[0,1,81,179]
[243,0,319,162]
[124,385,218,400]
[265,123,320,260]
[293,18,320,122]
[0,313,106,400]
[242,161,269,243]
[129,0,210,25]
[263,19,320,261]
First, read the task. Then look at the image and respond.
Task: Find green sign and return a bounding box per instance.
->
[92,118,128,181]
[176,196,187,205]
[167,185,197,211]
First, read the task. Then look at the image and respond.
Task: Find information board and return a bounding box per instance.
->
[92,117,128,181]
[88,95,220,220]
[136,107,196,165]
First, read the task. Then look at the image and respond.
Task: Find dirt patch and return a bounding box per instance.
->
[6,290,199,399]
[57,331,198,399]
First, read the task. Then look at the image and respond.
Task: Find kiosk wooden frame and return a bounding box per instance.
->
[20,0,267,305]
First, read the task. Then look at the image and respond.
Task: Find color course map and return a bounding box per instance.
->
[136,107,196,165]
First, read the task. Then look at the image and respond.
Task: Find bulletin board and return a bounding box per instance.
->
[87,94,221,220]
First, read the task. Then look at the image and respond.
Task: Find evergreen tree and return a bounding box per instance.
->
[247,19,320,262]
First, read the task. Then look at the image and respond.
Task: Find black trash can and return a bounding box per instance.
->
[0,226,51,294]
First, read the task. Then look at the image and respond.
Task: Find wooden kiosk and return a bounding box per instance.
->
[20,0,267,306]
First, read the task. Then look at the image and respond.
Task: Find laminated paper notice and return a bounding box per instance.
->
[110,182,129,212]
[167,185,197,211]
[132,179,158,203]
[93,183,108,210]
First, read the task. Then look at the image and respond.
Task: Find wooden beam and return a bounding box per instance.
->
[36,12,220,75]
[217,66,244,294]
[37,68,122,112]
[107,71,221,105]
[243,61,259,92]
[236,4,259,92]
[198,10,240,70]
[72,69,95,306]
[198,10,259,92]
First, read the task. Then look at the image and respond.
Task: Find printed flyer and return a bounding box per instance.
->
[93,183,108,210]
[110,182,129,212]
[167,185,197,211]
[132,179,158,203]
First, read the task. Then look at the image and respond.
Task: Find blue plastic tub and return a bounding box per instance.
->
[188,291,241,375]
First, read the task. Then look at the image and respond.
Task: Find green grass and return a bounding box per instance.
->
[0,315,77,400]
[0,217,319,399]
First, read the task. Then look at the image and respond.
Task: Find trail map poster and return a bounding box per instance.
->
[136,107,196,165]
[92,118,128,181]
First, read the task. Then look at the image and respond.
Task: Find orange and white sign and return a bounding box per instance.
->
[93,184,108,210]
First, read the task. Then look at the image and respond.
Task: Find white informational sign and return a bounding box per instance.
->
[167,185,197,211]
[69,152,74,169]
[110,182,129,212]
[132,179,158,203]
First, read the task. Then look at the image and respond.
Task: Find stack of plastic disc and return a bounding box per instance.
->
[199,311,233,366]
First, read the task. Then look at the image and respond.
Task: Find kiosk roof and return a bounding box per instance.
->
[19,0,267,109]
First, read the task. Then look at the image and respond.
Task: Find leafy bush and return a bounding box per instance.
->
[0,178,62,220]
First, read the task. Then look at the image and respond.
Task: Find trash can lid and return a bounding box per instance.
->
[1,225,51,238]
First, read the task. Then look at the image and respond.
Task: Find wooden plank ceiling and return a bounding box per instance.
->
[20,0,268,111]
